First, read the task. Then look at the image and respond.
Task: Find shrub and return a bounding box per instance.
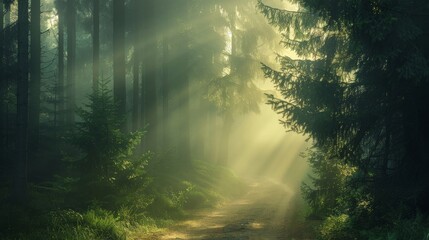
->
[68,82,150,209]
[319,214,356,240]
[81,209,126,240]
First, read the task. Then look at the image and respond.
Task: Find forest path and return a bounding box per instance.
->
[138,179,311,240]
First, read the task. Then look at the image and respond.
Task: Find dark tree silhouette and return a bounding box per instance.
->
[15,0,29,202]
[92,0,100,91]
[141,0,158,150]
[259,0,429,236]
[29,0,41,156]
[66,0,76,125]
[113,0,126,129]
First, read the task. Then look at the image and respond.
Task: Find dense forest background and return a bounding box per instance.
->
[1,0,429,239]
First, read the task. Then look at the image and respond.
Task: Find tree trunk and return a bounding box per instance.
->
[141,0,157,150]
[160,0,171,148]
[161,34,169,147]
[178,0,191,162]
[113,0,126,129]
[218,113,232,166]
[66,0,76,125]
[0,2,3,68]
[92,0,100,91]
[217,4,238,166]
[132,0,141,131]
[29,0,41,157]
[15,0,29,202]
[0,2,4,167]
[58,4,65,126]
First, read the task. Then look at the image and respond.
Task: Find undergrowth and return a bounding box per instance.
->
[0,159,245,240]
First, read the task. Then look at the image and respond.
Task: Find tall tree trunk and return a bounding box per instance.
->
[160,0,171,148]
[132,47,140,131]
[142,0,157,150]
[29,0,41,157]
[92,0,100,91]
[217,4,237,166]
[58,3,65,126]
[0,2,4,166]
[161,34,169,147]
[113,0,126,129]
[132,0,141,131]
[66,0,76,125]
[0,2,3,68]
[178,0,191,162]
[15,0,29,202]
[218,113,232,165]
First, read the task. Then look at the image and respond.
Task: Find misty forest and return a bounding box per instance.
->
[1,0,429,239]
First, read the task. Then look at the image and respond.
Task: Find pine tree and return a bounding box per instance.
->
[70,81,143,203]
[258,0,429,229]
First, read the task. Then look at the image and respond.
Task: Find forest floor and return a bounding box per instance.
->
[135,179,317,240]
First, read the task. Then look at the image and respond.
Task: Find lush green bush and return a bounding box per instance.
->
[66,82,151,210]
[302,148,356,219]
[319,214,356,240]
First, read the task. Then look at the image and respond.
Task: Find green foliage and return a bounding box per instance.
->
[0,208,126,240]
[260,0,429,238]
[81,209,126,240]
[168,181,208,210]
[207,74,262,115]
[144,159,246,219]
[0,153,246,239]
[302,148,355,219]
[70,82,143,181]
[319,214,356,240]
[67,82,148,208]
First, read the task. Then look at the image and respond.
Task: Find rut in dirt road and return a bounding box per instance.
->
[142,180,305,240]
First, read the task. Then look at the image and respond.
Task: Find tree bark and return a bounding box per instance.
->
[92,0,100,91]
[29,0,41,157]
[141,0,157,150]
[0,2,3,68]
[218,113,232,165]
[160,0,171,148]
[66,0,76,125]
[178,0,191,162]
[0,1,4,166]
[113,0,126,129]
[15,0,29,202]
[161,34,169,147]
[58,3,65,126]
[132,0,141,131]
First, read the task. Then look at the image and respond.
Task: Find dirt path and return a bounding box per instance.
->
[139,180,310,240]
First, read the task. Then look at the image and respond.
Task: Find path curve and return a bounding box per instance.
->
[139,179,305,240]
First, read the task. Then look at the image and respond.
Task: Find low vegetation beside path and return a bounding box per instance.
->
[0,159,246,240]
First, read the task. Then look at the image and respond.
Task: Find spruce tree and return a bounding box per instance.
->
[258,0,429,231]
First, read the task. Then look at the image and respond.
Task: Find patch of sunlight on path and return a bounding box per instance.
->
[136,179,315,240]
